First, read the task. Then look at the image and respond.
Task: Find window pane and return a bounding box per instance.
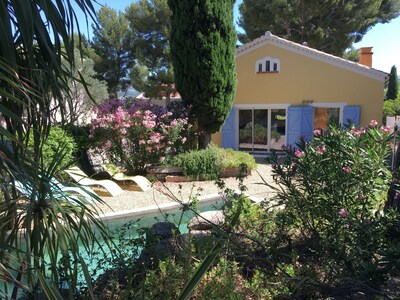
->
[271,109,286,150]
[253,109,268,152]
[239,110,253,151]
[266,61,270,72]
[314,107,340,130]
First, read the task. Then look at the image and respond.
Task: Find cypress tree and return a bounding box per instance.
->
[168,0,236,149]
[387,65,399,100]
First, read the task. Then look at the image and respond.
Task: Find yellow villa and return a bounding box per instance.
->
[214,32,387,153]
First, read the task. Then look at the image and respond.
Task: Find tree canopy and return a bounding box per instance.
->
[387,65,399,100]
[126,0,175,105]
[91,6,132,97]
[238,0,400,56]
[168,0,236,148]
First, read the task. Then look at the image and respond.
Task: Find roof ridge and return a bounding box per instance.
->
[236,31,387,80]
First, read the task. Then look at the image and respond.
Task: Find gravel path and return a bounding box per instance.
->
[93,163,277,215]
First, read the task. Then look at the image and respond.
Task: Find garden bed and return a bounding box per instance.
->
[164,167,251,182]
[147,164,252,182]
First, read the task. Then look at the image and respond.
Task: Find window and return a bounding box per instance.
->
[314,107,340,130]
[265,61,270,72]
[255,56,280,73]
[238,108,286,152]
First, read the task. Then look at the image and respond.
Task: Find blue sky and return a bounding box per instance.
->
[76,0,400,73]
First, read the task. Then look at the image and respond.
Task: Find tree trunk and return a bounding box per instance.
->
[198,130,211,149]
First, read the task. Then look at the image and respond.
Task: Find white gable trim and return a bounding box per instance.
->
[237,32,387,82]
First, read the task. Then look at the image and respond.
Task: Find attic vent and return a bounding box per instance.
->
[256,56,280,73]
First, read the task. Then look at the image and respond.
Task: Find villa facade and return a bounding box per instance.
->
[212,32,387,152]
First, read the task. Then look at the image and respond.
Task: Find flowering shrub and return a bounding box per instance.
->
[90,99,193,174]
[266,121,398,287]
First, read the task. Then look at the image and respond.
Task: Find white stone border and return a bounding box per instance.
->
[98,192,241,222]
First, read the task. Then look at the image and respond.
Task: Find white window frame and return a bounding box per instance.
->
[235,104,290,152]
[255,56,280,73]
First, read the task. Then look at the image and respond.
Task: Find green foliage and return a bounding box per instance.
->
[91,6,132,97]
[170,145,222,180]
[169,145,257,180]
[386,65,399,100]
[168,0,237,148]
[28,126,77,173]
[61,48,108,125]
[342,47,360,62]
[63,124,91,150]
[383,98,400,117]
[219,148,257,170]
[126,0,175,104]
[238,0,400,56]
[265,123,396,287]
[0,1,114,297]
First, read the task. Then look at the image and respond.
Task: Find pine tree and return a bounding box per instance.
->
[125,0,175,106]
[238,0,400,56]
[168,0,236,148]
[91,7,132,97]
[387,65,399,100]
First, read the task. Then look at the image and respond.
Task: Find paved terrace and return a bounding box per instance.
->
[94,163,277,216]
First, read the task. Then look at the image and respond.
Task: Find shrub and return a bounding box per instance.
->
[265,121,397,288]
[169,145,221,180]
[168,145,257,180]
[219,148,257,170]
[90,98,193,174]
[28,126,76,173]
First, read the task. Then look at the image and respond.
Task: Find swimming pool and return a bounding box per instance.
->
[76,193,230,290]
[4,194,230,298]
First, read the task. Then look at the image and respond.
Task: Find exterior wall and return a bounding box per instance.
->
[211,130,222,146]
[212,42,385,148]
[235,43,384,126]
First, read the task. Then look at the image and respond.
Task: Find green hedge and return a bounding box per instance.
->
[168,145,257,180]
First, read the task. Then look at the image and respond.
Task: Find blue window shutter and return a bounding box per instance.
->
[286,106,302,147]
[301,106,314,142]
[342,105,360,128]
[222,107,236,149]
[287,106,314,147]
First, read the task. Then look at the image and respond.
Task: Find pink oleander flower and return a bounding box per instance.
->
[342,166,352,173]
[294,149,304,157]
[339,209,348,217]
[139,139,146,145]
[357,194,365,200]
[380,125,391,133]
[313,129,321,135]
[160,156,165,162]
[316,145,326,155]
[350,127,365,136]
[369,120,378,127]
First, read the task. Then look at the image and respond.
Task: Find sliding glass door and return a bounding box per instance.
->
[239,108,286,152]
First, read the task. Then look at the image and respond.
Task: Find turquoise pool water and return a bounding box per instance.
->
[77,198,228,289]
[3,197,228,298]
